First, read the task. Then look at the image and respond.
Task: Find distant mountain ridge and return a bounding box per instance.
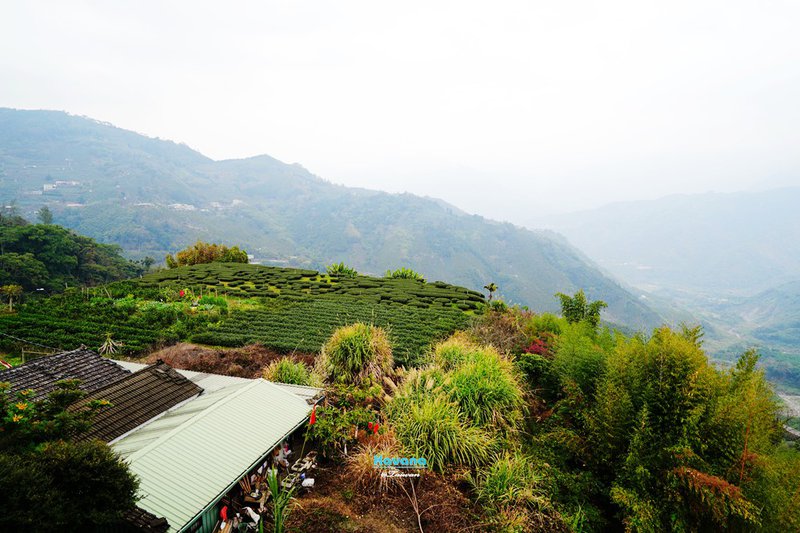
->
[0,108,661,328]
[534,188,800,390]
[536,188,800,296]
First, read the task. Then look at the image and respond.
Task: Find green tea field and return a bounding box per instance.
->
[0,263,485,365]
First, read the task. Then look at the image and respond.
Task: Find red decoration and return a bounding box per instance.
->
[220,505,228,522]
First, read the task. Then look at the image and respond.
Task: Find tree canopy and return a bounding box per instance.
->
[0,217,143,291]
[0,380,139,528]
[165,240,248,268]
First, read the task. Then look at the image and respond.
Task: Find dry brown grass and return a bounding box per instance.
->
[143,342,316,377]
[347,432,405,494]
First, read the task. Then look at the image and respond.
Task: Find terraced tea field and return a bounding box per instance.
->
[0,263,485,365]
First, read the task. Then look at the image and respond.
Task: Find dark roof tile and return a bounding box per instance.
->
[71,360,203,443]
[0,349,130,400]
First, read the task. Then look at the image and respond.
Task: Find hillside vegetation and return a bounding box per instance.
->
[0,263,482,365]
[0,216,143,291]
[0,108,661,329]
[295,304,800,532]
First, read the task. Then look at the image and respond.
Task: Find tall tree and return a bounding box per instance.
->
[555,289,607,328]
[165,241,248,268]
[36,205,53,225]
[0,284,23,311]
[484,282,498,301]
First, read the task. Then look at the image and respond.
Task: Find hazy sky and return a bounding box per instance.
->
[2,1,799,221]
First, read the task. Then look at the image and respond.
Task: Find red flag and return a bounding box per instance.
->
[309,404,317,426]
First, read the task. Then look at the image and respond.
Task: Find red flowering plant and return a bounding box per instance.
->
[523,334,553,357]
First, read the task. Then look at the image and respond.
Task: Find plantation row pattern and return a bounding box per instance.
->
[191,297,471,365]
[139,263,485,311]
[0,264,484,363]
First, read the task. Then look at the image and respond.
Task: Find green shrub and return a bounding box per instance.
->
[467,453,558,533]
[317,323,393,385]
[385,267,426,282]
[469,452,547,511]
[447,354,525,430]
[388,393,493,472]
[263,357,317,386]
[326,262,357,278]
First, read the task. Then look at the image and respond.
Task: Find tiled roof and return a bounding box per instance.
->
[70,361,203,443]
[122,506,170,532]
[0,348,130,399]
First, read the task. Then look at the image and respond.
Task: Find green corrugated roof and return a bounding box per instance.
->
[112,379,312,532]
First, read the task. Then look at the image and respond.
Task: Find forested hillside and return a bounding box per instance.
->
[0,108,661,329]
[0,215,143,291]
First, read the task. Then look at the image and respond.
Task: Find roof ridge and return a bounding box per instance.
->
[124,380,258,462]
[261,378,321,404]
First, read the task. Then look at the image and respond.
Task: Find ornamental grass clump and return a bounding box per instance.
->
[430,334,483,371]
[429,335,526,431]
[263,357,318,386]
[317,323,393,385]
[388,393,493,472]
[346,431,405,494]
[468,453,558,532]
[446,352,525,430]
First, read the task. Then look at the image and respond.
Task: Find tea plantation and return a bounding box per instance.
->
[0,263,485,365]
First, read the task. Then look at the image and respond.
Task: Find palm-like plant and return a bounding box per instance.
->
[484,282,498,301]
[266,468,296,533]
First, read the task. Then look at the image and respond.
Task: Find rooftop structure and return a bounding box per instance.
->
[70,361,203,443]
[0,348,130,399]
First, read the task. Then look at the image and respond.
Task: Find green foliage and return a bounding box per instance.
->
[388,393,494,472]
[555,289,607,328]
[387,335,529,474]
[305,381,383,455]
[0,219,141,291]
[318,323,393,385]
[263,357,316,386]
[551,322,610,397]
[165,240,248,268]
[266,467,295,533]
[428,338,526,430]
[467,453,555,530]
[0,380,138,529]
[484,282,498,301]
[0,284,23,311]
[385,267,425,282]
[0,440,139,528]
[326,262,357,278]
[36,205,53,225]
[0,379,109,449]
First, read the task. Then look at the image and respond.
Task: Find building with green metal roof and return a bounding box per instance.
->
[112,378,318,533]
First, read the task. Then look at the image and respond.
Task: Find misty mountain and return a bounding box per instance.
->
[0,108,662,329]
[533,189,800,390]
[536,189,800,297]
